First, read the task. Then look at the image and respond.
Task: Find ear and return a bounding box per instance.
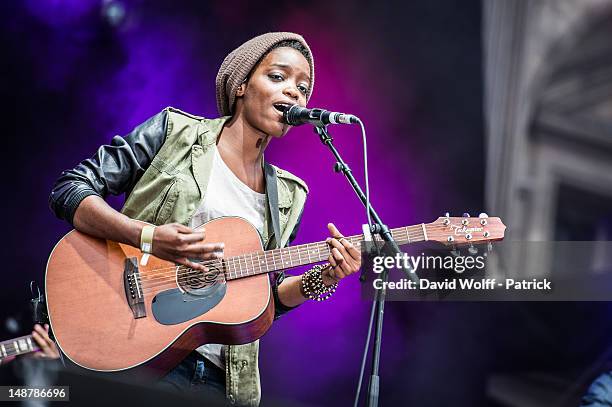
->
[236,81,247,97]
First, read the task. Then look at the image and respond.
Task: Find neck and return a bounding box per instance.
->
[218,114,270,166]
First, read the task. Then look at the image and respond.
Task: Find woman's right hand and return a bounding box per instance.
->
[151,223,224,271]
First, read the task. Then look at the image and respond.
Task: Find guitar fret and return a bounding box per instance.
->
[259,252,267,273]
[288,246,295,267]
[250,253,255,276]
[1,343,6,357]
[270,251,276,271]
[26,337,34,351]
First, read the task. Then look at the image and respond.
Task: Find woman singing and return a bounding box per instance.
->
[50,32,361,406]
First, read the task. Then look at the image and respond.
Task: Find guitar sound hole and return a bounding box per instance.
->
[177,265,225,295]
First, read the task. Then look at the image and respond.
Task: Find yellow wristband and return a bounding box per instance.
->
[140,225,155,254]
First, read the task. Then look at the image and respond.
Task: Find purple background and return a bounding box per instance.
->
[5,1,608,406]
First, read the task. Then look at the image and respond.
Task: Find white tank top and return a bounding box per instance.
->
[191,148,266,370]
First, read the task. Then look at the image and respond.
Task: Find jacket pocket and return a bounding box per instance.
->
[154,177,180,224]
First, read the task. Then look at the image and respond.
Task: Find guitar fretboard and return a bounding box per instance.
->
[222,224,427,280]
[0,335,38,359]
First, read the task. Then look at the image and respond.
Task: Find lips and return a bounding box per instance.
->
[272,103,292,113]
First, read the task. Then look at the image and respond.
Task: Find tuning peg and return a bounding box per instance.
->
[463,212,470,217]
[444,212,450,217]
[487,242,493,253]
[443,212,451,226]
[451,249,460,257]
[468,244,478,255]
[479,213,488,218]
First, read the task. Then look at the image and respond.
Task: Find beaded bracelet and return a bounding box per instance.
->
[300,264,338,302]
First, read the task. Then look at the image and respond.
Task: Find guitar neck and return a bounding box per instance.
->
[0,335,39,360]
[223,224,426,280]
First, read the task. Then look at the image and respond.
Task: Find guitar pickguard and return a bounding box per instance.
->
[151,282,226,325]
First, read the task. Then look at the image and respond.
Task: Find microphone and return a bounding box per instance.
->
[283,105,359,126]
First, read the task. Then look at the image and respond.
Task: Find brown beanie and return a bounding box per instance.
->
[215,32,315,116]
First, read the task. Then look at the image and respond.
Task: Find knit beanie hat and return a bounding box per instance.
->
[216,32,315,116]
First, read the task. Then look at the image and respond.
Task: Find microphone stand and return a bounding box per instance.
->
[313,125,418,407]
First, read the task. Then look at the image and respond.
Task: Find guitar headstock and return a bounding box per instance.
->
[425,213,506,247]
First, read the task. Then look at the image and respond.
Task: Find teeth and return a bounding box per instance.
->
[273,104,289,112]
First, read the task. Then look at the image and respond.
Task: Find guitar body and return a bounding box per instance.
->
[45,217,274,374]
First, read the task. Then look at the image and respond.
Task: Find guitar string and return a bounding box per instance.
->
[137,235,382,292]
[136,230,416,282]
[132,223,471,278]
[132,222,494,278]
[137,240,494,293]
[134,225,493,292]
[135,231,419,293]
[137,221,494,280]
[134,227,472,293]
[135,229,410,275]
[122,226,494,294]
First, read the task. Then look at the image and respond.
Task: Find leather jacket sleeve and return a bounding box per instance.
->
[49,110,169,225]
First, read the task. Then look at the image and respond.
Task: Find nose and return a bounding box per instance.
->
[282,85,300,102]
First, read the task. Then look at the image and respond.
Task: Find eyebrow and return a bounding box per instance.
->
[269,63,311,82]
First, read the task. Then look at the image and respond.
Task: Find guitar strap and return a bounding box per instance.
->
[264,162,282,249]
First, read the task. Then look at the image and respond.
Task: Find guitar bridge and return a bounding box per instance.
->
[124,257,146,319]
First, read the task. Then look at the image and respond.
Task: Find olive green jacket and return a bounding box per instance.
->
[121,108,308,406]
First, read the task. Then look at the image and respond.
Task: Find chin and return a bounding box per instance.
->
[264,120,288,138]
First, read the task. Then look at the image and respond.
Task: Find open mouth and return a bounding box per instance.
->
[273,103,291,113]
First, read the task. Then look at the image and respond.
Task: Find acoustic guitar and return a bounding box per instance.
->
[45,214,505,374]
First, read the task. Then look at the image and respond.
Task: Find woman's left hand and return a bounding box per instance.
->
[322,223,361,286]
[31,324,60,360]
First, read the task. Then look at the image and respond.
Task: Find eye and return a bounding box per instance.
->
[268,73,284,81]
[298,84,309,95]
